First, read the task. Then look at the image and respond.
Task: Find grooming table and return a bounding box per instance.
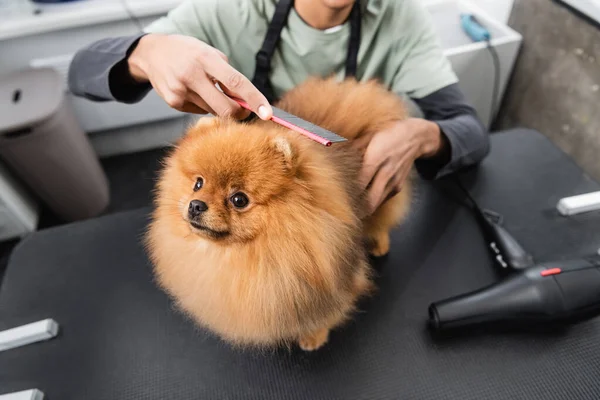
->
[1,129,599,399]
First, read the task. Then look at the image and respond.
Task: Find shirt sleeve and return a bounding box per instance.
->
[67,0,222,104]
[412,83,491,180]
[67,33,152,103]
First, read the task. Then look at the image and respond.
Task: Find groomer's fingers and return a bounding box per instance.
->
[156,80,212,115]
[184,90,216,115]
[381,165,412,204]
[365,164,395,214]
[383,186,401,203]
[152,82,203,114]
[366,178,386,215]
[359,163,378,192]
[218,83,254,118]
[187,75,249,120]
[205,58,272,120]
[213,49,229,63]
[358,148,381,189]
[178,102,210,115]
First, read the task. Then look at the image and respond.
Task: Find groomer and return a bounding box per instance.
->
[68,0,489,214]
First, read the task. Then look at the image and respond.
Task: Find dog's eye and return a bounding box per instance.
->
[193,178,204,192]
[230,192,249,209]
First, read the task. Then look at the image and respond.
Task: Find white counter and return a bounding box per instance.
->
[0,0,188,140]
[0,0,182,41]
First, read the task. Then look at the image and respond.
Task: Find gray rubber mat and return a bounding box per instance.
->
[1,129,599,399]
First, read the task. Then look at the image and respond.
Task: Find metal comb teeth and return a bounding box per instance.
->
[231,98,347,146]
[270,107,347,146]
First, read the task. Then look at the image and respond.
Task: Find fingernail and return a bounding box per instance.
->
[258,105,270,119]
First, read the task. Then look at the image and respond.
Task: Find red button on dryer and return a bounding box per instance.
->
[541,268,562,277]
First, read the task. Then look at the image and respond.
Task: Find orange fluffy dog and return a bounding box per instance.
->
[145,77,412,351]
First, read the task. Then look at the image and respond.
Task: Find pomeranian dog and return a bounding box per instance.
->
[145,77,412,351]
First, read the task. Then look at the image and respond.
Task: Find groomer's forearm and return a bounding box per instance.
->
[429,112,489,176]
[412,83,490,180]
[126,34,157,83]
[403,118,449,160]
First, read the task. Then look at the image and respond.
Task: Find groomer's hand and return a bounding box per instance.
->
[354,118,448,215]
[127,33,272,120]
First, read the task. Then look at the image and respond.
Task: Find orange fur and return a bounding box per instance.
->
[145,77,412,351]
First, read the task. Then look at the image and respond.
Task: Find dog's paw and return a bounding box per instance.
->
[298,329,329,351]
[368,232,390,257]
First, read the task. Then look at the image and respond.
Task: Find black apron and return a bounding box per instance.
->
[251,0,362,105]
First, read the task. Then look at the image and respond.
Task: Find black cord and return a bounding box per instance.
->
[121,0,144,32]
[451,176,504,224]
[485,38,501,128]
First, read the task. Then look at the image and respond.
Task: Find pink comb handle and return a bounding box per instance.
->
[233,99,332,146]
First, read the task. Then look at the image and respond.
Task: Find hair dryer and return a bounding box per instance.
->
[429,177,600,332]
[429,256,600,331]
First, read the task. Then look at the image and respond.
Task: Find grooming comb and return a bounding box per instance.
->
[232,98,347,146]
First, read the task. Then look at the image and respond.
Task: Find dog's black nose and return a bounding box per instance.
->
[188,200,208,218]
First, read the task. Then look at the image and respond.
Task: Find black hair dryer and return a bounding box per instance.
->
[429,257,600,331]
[428,179,600,332]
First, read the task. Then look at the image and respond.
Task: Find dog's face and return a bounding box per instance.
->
[159,117,299,244]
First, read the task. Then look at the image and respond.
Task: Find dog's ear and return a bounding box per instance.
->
[270,135,297,172]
